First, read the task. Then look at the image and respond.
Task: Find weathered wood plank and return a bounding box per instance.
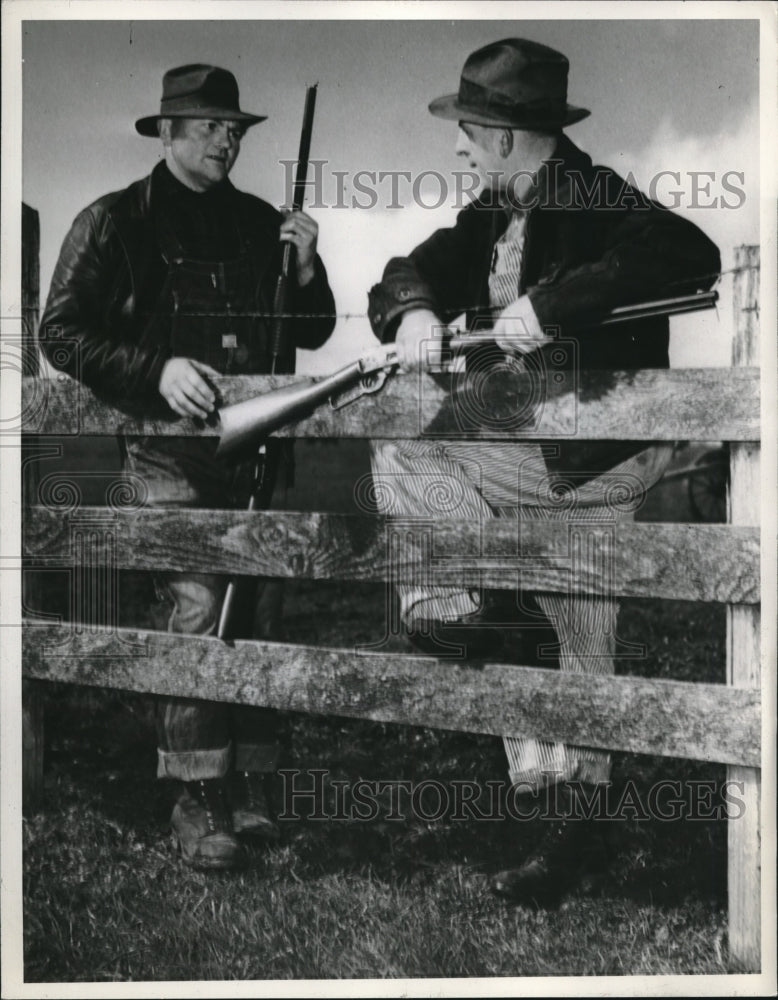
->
[22,624,760,767]
[727,245,761,971]
[21,367,760,441]
[25,507,760,604]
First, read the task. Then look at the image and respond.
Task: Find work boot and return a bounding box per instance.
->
[491,785,608,906]
[405,591,558,664]
[230,770,280,842]
[404,591,518,661]
[170,778,246,870]
[486,590,561,668]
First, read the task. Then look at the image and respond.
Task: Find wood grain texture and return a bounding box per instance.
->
[726,245,761,972]
[22,624,760,767]
[25,507,760,604]
[21,367,759,441]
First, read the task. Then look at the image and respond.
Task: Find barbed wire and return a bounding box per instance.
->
[132,264,756,321]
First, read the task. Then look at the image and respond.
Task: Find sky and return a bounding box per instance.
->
[18,11,763,373]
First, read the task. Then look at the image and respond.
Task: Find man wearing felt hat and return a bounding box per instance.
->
[368,38,721,905]
[41,64,336,870]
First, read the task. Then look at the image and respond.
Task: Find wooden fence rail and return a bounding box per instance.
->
[22,626,759,768]
[25,507,760,604]
[22,365,759,440]
[20,244,762,971]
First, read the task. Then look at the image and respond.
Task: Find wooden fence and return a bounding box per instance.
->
[20,243,761,971]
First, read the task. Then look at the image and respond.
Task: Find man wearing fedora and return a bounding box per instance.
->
[41,64,336,870]
[368,38,720,905]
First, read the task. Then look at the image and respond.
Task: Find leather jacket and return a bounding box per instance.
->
[41,162,336,401]
[367,135,721,478]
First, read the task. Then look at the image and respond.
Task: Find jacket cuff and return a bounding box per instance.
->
[368,282,437,343]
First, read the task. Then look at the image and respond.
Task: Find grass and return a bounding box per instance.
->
[22,581,736,982]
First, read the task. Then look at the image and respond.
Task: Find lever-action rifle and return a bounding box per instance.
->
[216,84,318,641]
[216,289,719,460]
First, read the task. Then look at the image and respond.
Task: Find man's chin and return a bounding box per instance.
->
[205,159,230,177]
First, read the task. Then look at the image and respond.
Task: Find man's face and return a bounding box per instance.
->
[163,118,244,192]
[455,122,540,193]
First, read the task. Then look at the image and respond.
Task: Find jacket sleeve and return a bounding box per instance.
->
[526,176,722,329]
[40,206,170,400]
[290,254,337,350]
[367,205,480,342]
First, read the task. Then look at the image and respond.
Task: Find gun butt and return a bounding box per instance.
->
[216,361,365,459]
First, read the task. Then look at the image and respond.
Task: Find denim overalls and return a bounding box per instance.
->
[124,211,285,781]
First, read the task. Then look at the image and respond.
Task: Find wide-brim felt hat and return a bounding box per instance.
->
[428,38,590,130]
[136,64,267,137]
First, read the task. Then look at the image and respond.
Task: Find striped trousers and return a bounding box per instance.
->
[370,438,672,791]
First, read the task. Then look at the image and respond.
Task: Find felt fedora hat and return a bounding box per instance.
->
[135,64,267,137]
[428,38,590,130]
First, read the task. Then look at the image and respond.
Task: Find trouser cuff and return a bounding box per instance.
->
[404,589,482,624]
[508,757,612,794]
[156,741,232,781]
[234,742,281,773]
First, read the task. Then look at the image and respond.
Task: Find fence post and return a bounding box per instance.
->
[727,244,760,970]
[21,202,45,814]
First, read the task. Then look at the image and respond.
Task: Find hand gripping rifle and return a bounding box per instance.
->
[216,84,318,641]
[215,290,718,460]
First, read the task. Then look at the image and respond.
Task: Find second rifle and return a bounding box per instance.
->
[215,289,719,460]
[216,83,318,641]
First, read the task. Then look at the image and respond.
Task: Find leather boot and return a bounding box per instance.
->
[491,784,609,906]
[230,771,280,842]
[170,778,246,870]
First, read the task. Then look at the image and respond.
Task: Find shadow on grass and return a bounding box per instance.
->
[23,585,732,980]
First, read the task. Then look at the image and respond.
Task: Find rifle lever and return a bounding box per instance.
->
[329,366,394,410]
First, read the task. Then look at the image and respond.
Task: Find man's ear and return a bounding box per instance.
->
[158,118,173,146]
[498,129,514,158]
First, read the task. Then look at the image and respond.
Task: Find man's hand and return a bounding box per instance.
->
[492,295,553,355]
[159,358,220,419]
[279,209,318,287]
[394,308,447,373]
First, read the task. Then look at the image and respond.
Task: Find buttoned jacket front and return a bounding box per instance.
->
[368,135,721,477]
[41,161,336,401]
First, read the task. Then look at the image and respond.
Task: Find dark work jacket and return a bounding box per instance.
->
[41,161,337,403]
[367,135,721,479]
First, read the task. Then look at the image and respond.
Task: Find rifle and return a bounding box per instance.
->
[216,289,719,460]
[270,83,318,375]
[216,84,318,642]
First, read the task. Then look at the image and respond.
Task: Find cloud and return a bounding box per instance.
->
[617,101,761,368]
[303,104,763,374]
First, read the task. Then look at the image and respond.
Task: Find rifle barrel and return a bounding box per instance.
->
[270,83,318,374]
[447,290,718,351]
[292,84,317,211]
